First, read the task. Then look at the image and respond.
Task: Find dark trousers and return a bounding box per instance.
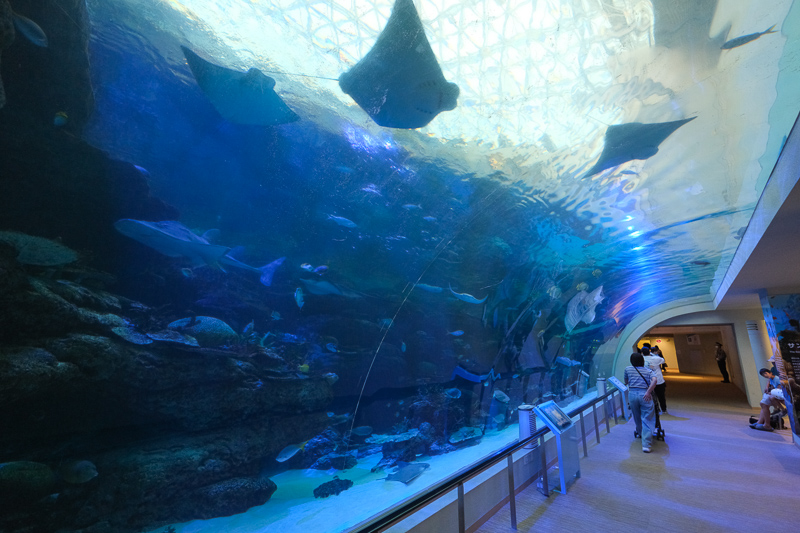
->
[717,360,730,382]
[654,382,667,412]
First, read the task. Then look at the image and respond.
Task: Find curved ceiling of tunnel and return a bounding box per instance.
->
[86,0,800,326]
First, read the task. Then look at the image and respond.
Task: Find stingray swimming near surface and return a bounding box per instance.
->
[181,46,299,126]
[338,0,459,129]
[583,117,696,177]
[114,219,285,286]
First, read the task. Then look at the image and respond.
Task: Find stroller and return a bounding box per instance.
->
[653,399,666,441]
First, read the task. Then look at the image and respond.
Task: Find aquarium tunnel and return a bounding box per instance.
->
[1,0,800,531]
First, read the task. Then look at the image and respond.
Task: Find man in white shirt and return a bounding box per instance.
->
[642,347,668,415]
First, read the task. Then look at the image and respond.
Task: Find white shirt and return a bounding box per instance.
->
[644,355,665,385]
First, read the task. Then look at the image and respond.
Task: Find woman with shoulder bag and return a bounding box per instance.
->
[624,353,657,453]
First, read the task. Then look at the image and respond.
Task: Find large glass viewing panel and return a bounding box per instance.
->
[0,1,798,532]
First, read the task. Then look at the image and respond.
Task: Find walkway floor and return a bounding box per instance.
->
[475,373,800,533]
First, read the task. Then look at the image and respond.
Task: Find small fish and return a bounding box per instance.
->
[276,443,305,462]
[323,373,339,385]
[58,460,98,484]
[133,165,151,177]
[402,204,422,210]
[361,184,381,195]
[12,12,48,47]
[448,330,464,336]
[326,342,338,352]
[180,268,194,279]
[298,363,310,373]
[243,320,255,335]
[300,263,314,271]
[444,388,461,399]
[592,269,602,278]
[449,285,487,304]
[416,283,443,293]
[295,287,304,308]
[576,282,589,291]
[350,426,373,436]
[328,215,358,228]
[53,111,68,127]
[401,342,406,353]
[271,310,282,320]
[313,265,329,274]
[722,24,777,50]
[422,216,437,222]
[692,260,710,266]
[547,285,562,299]
[493,390,511,403]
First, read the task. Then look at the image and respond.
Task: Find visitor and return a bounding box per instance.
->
[750,368,785,432]
[642,347,668,415]
[652,345,668,372]
[624,352,657,453]
[715,342,730,383]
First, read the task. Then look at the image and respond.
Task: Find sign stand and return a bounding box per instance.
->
[607,376,629,419]
[533,401,580,494]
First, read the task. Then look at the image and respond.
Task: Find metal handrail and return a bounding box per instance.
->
[353,388,623,533]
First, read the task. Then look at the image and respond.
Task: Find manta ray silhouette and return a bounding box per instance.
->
[583,117,696,177]
[338,0,459,129]
[181,46,299,126]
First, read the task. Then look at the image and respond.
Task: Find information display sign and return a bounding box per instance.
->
[534,401,580,494]
[534,400,574,435]
[607,376,628,392]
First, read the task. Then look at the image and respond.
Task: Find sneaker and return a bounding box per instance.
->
[642,447,652,453]
[662,410,669,416]
[634,431,641,439]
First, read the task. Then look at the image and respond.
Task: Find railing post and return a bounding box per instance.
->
[579,410,588,457]
[592,402,600,443]
[457,483,465,533]
[507,455,517,530]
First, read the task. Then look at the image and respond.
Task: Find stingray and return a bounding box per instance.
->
[564,285,604,334]
[300,278,361,298]
[338,0,459,129]
[384,461,430,484]
[114,219,285,286]
[181,46,299,126]
[583,117,696,177]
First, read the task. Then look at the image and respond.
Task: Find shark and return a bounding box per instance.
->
[114,219,284,286]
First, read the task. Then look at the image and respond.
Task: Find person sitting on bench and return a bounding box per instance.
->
[750,368,785,432]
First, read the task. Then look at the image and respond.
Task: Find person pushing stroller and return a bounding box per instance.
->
[624,352,657,453]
